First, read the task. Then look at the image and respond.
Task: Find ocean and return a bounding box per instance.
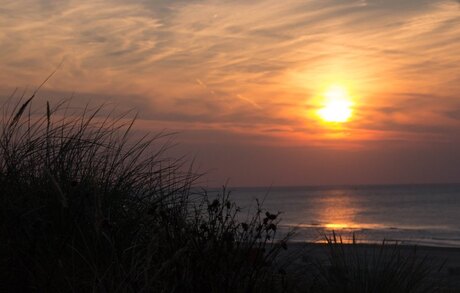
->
[224,184,460,247]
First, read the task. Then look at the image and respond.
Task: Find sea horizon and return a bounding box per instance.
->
[208,183,460,248]
[209,182,460,190]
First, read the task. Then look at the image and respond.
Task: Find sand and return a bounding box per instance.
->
[279,242,460,291]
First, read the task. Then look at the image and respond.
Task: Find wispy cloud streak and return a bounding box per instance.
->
[1,0,460,147]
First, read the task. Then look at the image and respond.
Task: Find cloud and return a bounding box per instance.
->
[1,0,460,148]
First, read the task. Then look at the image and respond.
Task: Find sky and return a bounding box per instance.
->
[1,0,460,187]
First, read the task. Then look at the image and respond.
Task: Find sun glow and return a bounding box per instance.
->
[318,85,353,123]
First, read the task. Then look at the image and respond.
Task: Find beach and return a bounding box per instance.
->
[227,184,460,290]
[280,242,460,291]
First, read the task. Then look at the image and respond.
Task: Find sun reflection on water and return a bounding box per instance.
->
[324,223,353,229]
[310,190,385,244]
[318,191,358,230]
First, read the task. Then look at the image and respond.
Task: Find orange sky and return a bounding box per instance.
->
[1,0,460,186]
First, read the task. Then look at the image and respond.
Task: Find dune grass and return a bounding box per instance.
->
[0,96,293,292]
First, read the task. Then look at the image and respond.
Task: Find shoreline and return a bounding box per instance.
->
[285,238,460,249]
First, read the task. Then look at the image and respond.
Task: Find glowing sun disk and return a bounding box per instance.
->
[318,86,353,123]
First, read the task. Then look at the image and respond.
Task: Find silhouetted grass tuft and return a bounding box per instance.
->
[0,96,293,292]
[309,232,445,293]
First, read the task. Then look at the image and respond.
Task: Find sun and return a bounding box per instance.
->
[317,85,353,123]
